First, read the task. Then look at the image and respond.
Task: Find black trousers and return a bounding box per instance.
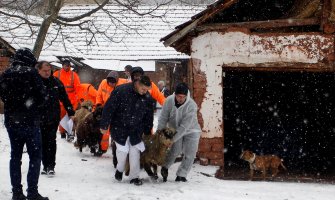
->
[40,121,59,170]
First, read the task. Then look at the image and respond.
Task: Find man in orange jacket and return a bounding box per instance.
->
[96,71,128,156]
[96,71,128,106]
[53,59,81,139]
[78,83,97,105]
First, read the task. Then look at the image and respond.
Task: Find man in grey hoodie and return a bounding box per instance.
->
[157,83,201,182]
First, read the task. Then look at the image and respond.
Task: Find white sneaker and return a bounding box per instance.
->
[47,169,55,176]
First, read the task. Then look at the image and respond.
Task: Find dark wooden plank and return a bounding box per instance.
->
[196,18,320,32]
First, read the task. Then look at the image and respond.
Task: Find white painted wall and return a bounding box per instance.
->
[191,31,334,138]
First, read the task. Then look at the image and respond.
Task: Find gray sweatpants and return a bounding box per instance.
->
[163,132,201,178]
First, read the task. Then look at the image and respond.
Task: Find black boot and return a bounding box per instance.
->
[115,170,123,181]
[27,193,49,200]
[175,176,187,182]
[12,192,26,200]
[130,178,143,186]
[161,167,168,182]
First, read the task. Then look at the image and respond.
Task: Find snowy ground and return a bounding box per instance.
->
[0,116,335,200]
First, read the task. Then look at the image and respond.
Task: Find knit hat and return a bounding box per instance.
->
[175,83,188,95]
[107,71,119,83]
[13,48,37,67]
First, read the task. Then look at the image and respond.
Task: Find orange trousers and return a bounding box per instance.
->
[100,128,110,151]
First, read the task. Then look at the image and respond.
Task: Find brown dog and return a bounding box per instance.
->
[240,150,286,180]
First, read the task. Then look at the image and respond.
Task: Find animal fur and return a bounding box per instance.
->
[73,100,93,133]
[75,106,103,155]
[240,150,287,180]
[124,128,176,179]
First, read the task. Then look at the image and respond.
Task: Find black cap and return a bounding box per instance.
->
[13,48,37,67]
[175,83,188,95]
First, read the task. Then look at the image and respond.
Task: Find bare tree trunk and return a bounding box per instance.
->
[33,0,64,58]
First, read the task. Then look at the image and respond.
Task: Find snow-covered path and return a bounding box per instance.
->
[0,119,334,200]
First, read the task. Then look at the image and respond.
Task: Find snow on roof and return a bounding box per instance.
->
[82,59,155,71]
[0,8,85,62]
[0,4,205,69]
[58,4,205,61]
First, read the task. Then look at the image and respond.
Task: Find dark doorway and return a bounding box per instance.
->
[223,71,335,180]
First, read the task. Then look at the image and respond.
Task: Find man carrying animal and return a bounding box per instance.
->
[96,71,128,156]
[53,59,81,139]
[36,61,75,176]
[0,48,49,200]
[100,75,154,186]
[157,83,201,182]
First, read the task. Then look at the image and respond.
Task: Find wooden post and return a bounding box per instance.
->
[321,0,335,33]
[188,59,194,96]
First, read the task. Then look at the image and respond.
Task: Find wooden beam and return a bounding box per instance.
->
[0,38,15,54]
[196,18,320,32]
[222,62,335,72]
[163,0,238,47]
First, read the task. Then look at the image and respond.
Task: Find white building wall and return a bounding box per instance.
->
[191,31,334,138]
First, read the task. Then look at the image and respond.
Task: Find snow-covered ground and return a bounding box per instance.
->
[0,116,334,200]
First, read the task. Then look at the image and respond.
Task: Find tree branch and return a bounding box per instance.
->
[0,10,41,26]
[56,0,109,22]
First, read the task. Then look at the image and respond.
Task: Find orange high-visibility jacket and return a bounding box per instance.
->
[78,83,97,105]
[53,69,81,109]
[150,81,165,106]
[96,78,128,106]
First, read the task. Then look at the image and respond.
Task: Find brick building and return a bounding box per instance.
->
[161,0,335,180]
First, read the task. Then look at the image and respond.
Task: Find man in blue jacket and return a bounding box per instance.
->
[0,48,49,200]
[100,75,154,186]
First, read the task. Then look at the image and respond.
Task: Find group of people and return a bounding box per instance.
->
[0,48,202,199]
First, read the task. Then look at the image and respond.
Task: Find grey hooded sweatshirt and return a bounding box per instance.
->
[157,91,201,142]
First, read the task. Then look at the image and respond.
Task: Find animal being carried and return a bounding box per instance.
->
[240,150,287,180]
[75,105,103,155]
[73,100,93,132]
[141,127,176,180]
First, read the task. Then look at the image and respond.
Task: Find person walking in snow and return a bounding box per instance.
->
[53,59,80,139]
[96,71,128,155]
[36,61,75,176]
[100,75,154,186]
[157,83,201,182]
[0,48,49,200]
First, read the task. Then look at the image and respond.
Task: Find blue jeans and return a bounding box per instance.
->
[6,123,42,196]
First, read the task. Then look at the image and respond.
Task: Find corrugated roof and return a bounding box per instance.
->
[58,4,205,60]
[0,4,205,63]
